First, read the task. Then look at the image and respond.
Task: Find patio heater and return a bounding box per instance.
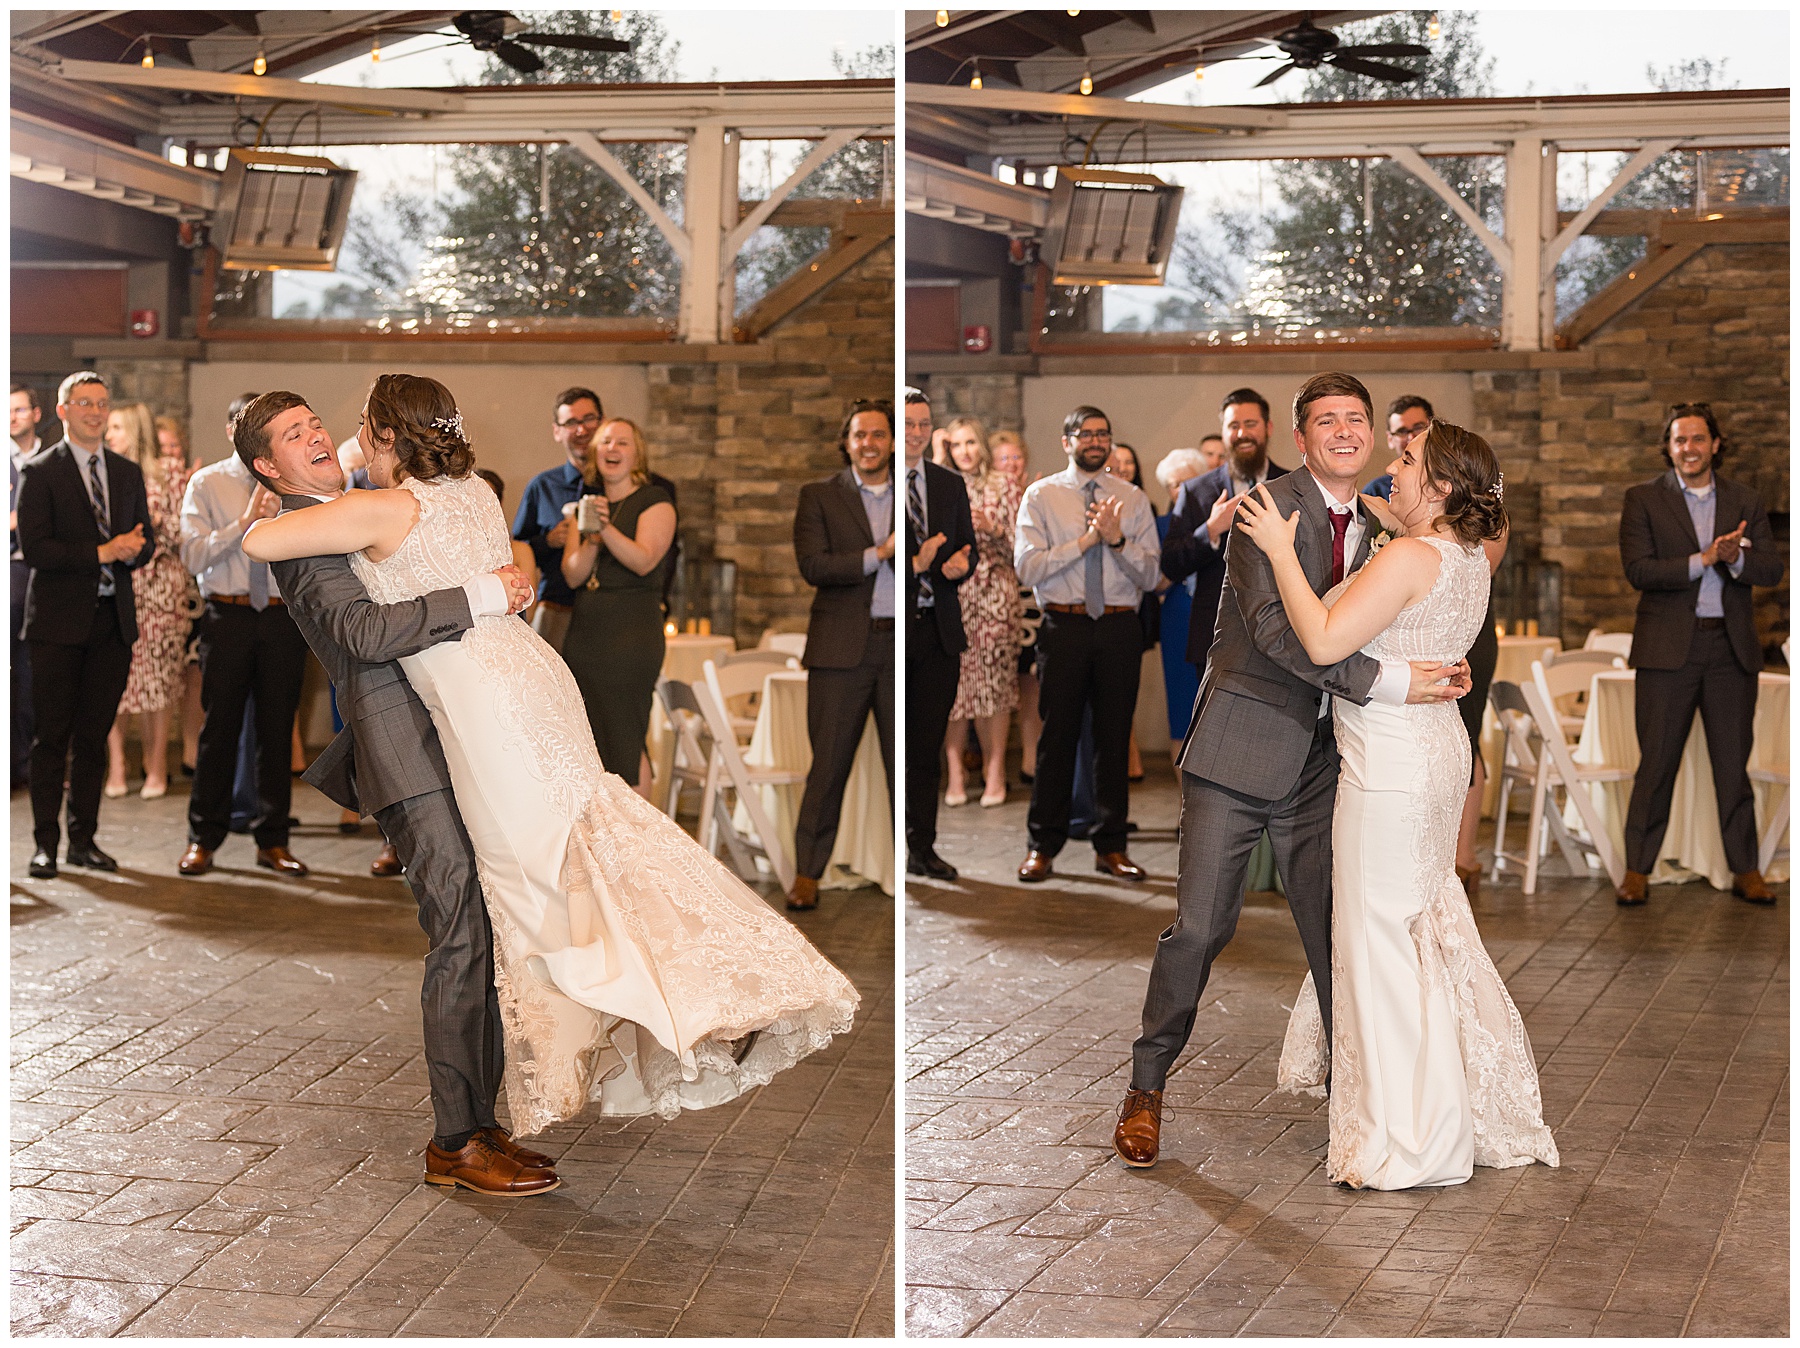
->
[213,149,358,271]
[1039,167,1184,287]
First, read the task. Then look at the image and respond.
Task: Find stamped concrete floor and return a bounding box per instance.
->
[907,757,1786,1337]
[12,782,894,1337]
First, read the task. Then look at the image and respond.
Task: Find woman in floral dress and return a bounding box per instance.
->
[104,404,195,799]
[941,417,1024,808]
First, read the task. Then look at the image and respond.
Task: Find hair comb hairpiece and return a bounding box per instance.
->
[431,411,466,439]
[1491,470,1505,502]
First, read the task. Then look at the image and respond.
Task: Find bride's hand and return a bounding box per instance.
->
[1235,484,1299,557]
[1360,492,1402,534]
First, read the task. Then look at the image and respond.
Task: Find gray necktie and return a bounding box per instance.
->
[248,558,270,611]
[87,453,115,598]
[1083,479,1105,619]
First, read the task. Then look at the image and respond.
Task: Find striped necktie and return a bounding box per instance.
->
[908,466,932,607]
[87,452,115,598]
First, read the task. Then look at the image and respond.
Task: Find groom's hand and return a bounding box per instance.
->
[1404,657,1472,704]
[494,564,534,614]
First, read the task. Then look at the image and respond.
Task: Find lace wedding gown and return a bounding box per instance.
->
[1277,534,1559,1189]
[350,474,859,1135]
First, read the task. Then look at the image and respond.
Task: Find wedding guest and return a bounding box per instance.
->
[18,372,154,877]
[1161,388,1284,685]
[559,417,675,797]
[939,417,1023,808]
[102,403,195,800]
[10,383,44,789]
[513,386,604,652]
[1106,441,1155,783]
[1015,405,1159,884]
[789,399,897,911]
[990,432,1043,780]
[1153,446,1210,757]
[930,425,951,467]
[1616,402,1783,906]
[177,392,310,878]
[1196,433,1226,472]
[903,388,974,880]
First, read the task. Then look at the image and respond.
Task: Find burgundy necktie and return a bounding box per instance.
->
[1329,508,1351,586]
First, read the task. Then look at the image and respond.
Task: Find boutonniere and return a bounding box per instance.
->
[1368,528,1396,559]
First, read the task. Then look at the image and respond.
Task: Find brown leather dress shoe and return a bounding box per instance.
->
[370,843,402,877]
[178,843,214,876]
[1094,851,1146,881]
[479,1125,553,1170]
[1017,850,1053,883]
[256,846,309,877]
[1732,869,1776,905]
[1113,1087,1163,1168]
[424,1134,559,1196]
[1616,870,1649,906]
[786,874,819,911]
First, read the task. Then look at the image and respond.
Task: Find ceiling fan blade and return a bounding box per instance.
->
[1336,42,1430,58]
[492,38,544,74]
[513,32,632,53]
[1254,61,1297,88]
[1329,54,1419,82]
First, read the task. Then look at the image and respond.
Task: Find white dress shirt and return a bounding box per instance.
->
[1014,464,1159,606]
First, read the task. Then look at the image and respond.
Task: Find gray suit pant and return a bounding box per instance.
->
[1132,718,1339,1092]
[375,788,504,1139]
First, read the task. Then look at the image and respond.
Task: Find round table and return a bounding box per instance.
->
[737,670,893,895]
[1567,669,1789,888]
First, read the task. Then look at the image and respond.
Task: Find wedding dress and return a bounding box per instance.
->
[350,474,859,1135]
[1277,534,1559,1189]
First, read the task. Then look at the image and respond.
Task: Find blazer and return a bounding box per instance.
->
[269,495,476,816]
[795,465,889,670]
[904,458,975,657]
[1161,460,1291,667]
[17,439,154,646]
[1621,469,1782,674]
[1179,467,1382,801]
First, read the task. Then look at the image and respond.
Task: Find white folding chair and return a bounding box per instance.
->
[654,677,713,819]
[760,631,808,660]
[1519,678,1631,892]
[704,657,774,744]
[1748,673,1789,874]
[1584,629,1634,659]
[721,648,797,674]
[1531,654,1622,741]
[689,676,804,894]
[1490,681,1587,889]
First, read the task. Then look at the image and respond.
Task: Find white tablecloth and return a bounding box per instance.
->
[739,670,893,895]
[1479,636,1565,815]
[649,634,738,796]
[1567,670,1788,888]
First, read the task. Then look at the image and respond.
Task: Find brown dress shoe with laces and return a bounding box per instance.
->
[1114,1087,1163,1168]
[1017,850,1053,883]
[370,843,402,877]
[1615,870,1649,906]
[786,874,818,911]
[1095,851,1146,881]
[478,1125,553,1170]
[1732,869,1776,905]
[424,1134,559,1196]
[256,846,309,877]
[178,843,214,876]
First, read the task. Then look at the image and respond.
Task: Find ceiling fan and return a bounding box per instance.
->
[1248,16,1427,88]
[448,11,632,76]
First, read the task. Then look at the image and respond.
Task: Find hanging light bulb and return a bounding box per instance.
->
[970,63,982,89]
[252,45,267,75]
[1067,8,1080,15]
[371,33,381,62]
[935,9,949,25]
[1194,61,1203,82]
[611,8,623,19]
[140,43,154,68]
[1427,11,1441,40]
[1079,69,1093,95]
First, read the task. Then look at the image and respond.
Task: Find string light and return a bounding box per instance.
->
[1079,69,1093,95]
[1194,61,1203,81]
[1067,8,1080,15]
[1427,12,1441,40]
[611,8,622,19]
[140,43,153,68]
[371,34,380,62]
[970,65,982,89]
[935,9,949,25]
[252,45,266,75]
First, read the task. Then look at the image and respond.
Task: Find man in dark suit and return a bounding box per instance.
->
[902,388,974,881]
[1616,402,1784,907]
[17,372,154,878]
[788,399,897,911]
[1115,373,1472,1168]
[1161,388,1288,691]
[235,390,556,1195]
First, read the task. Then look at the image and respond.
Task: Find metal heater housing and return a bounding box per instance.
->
[214,149,358,272]
[1040,167,1183,287]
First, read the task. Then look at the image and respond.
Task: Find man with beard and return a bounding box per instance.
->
[1161,389,1286,690]
[1015,405,1159,885]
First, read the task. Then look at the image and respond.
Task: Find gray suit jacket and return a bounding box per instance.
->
[270,494,475,815]
[1179,467,1383,801]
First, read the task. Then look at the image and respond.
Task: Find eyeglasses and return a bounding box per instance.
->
[556,414,602,430]
[1069,429,1112,444]
[68,398,109,412]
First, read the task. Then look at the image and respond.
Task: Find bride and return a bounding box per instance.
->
[244,374,858,1135]
[1236,420,1557,1190]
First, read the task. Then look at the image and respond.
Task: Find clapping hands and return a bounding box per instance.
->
[1085,495,1124,546]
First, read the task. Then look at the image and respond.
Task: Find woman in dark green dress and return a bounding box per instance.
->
[559,417,676,794]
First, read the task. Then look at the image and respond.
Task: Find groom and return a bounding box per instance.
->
[1115,372,1470,1167]
[233,391,559,1196]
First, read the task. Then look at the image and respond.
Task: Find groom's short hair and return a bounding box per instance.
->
[1294,373,1373,431]
[234,390,311,490]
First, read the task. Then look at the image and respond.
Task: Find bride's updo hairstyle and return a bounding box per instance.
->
[364,373,474,483]
[1418,420,1507,545]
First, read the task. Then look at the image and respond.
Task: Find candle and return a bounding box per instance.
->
[664,622,677,637]
[1495,622,1506,641]
[685,618,698,634]
[698,617,711,635]
[1526,619,1539,637]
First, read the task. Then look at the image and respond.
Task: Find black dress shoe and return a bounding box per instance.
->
[907,850,959,881]
[28,850,56,879]
[65,843,118,872]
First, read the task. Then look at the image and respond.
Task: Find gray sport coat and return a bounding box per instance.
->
[270,494,476,815]
[1179,467,1383,801]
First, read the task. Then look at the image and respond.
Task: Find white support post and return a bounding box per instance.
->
[724,127,864,257]
[682,120,728,344]
[1539,142,1560,347]
[1380,144,1511,275]
[562,129,690,266]
[1540,138,1679,282]
[717,129,739,339]
[1502,136,1545,351]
